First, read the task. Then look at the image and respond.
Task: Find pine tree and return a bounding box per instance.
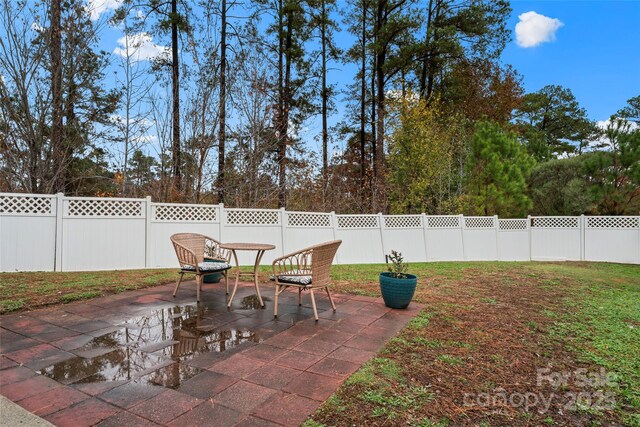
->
[465,121,534,217]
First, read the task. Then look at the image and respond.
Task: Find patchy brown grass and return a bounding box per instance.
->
[307,262,640,426]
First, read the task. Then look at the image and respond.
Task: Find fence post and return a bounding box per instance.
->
[460,214,466,261]
[580,214,585,261]
[527,215,532,261]
[145,196,152,268]
[494,215,500,261]
[331,211,339,264]
[218,203,225,241]
[280,208,287,256]
[422,213,429,262]
[378,213,386,259]
[54,193,64,272]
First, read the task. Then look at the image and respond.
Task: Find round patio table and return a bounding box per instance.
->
[219,242,275,308]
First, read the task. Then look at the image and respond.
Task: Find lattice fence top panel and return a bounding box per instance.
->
[499,219,528,231]
[0,194,54,215]
[383,215,422,228]
[226,209,280,225]
[153,204,218,222]
[426,216,460,228]
[66,199,144,218]
[586,216,639,229]
[531,217,579,228]
[337,215,379,229]
[464,216,495,228]
[287,212,331,228]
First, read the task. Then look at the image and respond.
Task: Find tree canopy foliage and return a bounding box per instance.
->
[464,120,534,217]
[513,85,600,161]
[0,1,635,218]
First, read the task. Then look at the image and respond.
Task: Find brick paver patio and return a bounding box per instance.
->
[0,279,421,426]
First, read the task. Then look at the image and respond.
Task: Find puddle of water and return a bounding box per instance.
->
[238,295,271,310]
[39,303,259,389]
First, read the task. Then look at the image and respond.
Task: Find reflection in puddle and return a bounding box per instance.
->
[239,295,271,310]
[39,304,260,389]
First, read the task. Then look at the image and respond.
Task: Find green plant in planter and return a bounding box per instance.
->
[386,250,408,278]
[380,250,417,309]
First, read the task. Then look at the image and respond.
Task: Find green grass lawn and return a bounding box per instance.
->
[1,262,638,425]
[0,269,178,313]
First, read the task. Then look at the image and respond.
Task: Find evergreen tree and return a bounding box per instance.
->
[465,121,534,216]
[514,85,600,160]
[528,156,593,215]
[416,0,511,100]
[585,117,640,214]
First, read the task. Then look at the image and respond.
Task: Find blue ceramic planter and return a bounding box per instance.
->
[379,272,417,309]
[203,258,225,283]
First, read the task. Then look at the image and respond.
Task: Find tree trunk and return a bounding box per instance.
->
[419,0,434,98]
[217,0,227,203]
[375,54,385,211]
[359,0,366,201]
[51,0,64,193]
[122,21,132,196]
[276,0,284,208]
[426,0,441,100]
[370,47,376,210]
[321,0,328,208]
[281,16,293,209]
[171,0,181,197]
[277,2,292,209]
[373,1,385,212]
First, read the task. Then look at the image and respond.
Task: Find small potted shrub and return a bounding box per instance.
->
[379,250,417,309]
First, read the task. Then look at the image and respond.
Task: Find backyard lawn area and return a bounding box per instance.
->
[1,262,639,426]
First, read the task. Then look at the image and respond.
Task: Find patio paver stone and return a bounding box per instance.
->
[0,280,421,426]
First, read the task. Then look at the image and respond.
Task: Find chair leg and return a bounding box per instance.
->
[173,272,184,297]
[309,288,318,321]
[298,288,302,306]
[196,275,202,302]
[325,286,336,312]
[224,271,229,295]
[274,284,280,318]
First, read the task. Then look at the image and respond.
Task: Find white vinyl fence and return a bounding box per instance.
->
[1,193,638,272]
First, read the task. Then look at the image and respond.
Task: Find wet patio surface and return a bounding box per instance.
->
[0,279,422,426]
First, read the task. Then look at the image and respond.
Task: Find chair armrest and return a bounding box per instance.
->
[173,241,200,272]
[272,248,313,276]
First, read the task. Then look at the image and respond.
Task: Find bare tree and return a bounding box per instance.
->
[50,0,64,191]
[112,7,153,196]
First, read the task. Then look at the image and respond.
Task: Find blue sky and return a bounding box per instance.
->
[502,1,640,121]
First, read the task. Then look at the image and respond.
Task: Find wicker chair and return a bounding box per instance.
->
[170,233,232,302]
[271,240,342,321]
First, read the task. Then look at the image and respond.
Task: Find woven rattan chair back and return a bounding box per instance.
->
[171,233,207,266]
[310,240,342,288]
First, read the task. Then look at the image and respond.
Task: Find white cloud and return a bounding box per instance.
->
[87,0,123,21]
[113,32,169,62]
[515,11,563,48]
